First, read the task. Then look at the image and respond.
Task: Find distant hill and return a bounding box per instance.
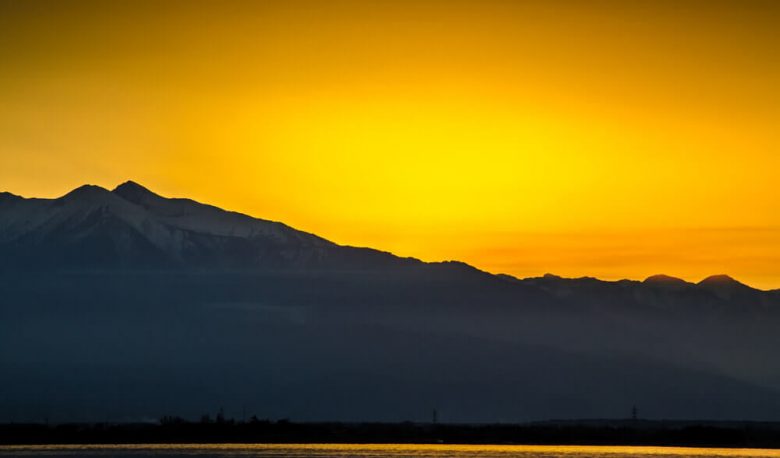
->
[2,182,780,423]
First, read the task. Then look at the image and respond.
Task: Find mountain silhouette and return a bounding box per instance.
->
[2,182,780,423]
[643,274,690,285]
[0,181,420,271]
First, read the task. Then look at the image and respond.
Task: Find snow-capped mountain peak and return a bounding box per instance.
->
[0,181,401,270]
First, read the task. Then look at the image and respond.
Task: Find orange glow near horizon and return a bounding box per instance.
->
[1,1,778,288]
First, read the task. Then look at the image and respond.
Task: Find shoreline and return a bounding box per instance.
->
[3,420,780,449]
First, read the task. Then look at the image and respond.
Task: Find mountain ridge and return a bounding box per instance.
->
[0,181,766,291]
[0,181,428,271]
[2,181,780,422]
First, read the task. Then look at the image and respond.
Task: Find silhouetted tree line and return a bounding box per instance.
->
[3,419,780,447]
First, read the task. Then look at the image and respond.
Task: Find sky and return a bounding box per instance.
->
[1,0,778,288]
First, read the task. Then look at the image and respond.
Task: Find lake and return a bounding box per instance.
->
[2,444,780,458]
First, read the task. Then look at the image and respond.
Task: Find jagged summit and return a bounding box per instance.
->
[112,180,165,205]
[113,180,153,194]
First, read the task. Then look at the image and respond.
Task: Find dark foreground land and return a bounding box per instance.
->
[3,419,780,448]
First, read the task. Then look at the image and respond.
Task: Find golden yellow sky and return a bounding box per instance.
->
[1,1,778,288]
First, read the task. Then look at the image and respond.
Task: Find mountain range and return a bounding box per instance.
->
[1,182,779,423]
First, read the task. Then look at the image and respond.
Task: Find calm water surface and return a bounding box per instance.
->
[2,444,780,458]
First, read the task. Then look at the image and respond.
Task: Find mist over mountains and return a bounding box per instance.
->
[2,182,780,423]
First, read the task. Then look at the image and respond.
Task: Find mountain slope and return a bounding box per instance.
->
[0,181,420,271]
[1,181,779,423]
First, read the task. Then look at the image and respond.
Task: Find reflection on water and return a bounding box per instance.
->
[2,444,780,458]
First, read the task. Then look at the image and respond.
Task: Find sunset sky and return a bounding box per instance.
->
[1,0,778,288]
